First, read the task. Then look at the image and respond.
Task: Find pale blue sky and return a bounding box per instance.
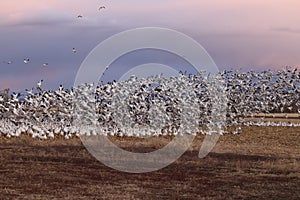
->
[1,0,300,90]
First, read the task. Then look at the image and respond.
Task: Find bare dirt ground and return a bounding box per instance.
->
[0,125,299,199]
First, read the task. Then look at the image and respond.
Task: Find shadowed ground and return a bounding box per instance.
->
[0,126,299,199]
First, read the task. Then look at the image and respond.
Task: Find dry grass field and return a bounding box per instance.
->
[0,125,299,199]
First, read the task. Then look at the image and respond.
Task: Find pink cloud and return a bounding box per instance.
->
[1,0,300,32]
[1,0,300,84]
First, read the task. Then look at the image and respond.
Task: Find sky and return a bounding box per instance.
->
[1,0,300,91]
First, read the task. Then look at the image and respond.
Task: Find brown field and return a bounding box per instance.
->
[0,125,299,200]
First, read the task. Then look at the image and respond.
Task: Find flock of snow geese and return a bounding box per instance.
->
[77,5,106,18]
[0,68,300,139]
[2,4,106,67]
[3,47,79,68]
[1,4,299,139]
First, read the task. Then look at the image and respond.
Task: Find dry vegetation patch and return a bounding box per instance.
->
[0,126,299,199]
